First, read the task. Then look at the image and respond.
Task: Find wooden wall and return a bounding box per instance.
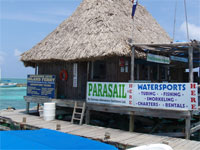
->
[38,57,131,100]
[38,61,87,100]
[38,57,188,100]
[89,57,131,82]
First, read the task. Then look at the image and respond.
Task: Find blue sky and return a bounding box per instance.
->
[0,0,200,78]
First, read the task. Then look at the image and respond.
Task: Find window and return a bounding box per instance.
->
[119,58,129,73]
[92,61,106,79]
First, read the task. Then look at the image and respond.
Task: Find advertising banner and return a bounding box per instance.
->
[87,82,198,110]
[27,75,56,98]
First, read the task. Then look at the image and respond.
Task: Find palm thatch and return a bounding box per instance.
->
[21,0,172,67]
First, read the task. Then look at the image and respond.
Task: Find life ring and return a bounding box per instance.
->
[59,70,68,81]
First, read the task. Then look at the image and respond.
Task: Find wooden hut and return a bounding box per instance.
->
[21,0,200,139]
[21,0,172,100]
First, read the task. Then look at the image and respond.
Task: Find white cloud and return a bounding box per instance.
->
[180,22,200,40]
[0,51,6,65]
[14,49,22,60]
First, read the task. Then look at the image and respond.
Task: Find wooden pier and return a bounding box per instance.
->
[0,109,200,150]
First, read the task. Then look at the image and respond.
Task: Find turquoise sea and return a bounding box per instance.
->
[0,78,35,110]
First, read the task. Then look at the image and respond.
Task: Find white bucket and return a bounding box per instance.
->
[43,102,56,121]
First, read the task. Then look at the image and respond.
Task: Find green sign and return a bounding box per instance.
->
[147,54,170,64]
[88,83,127,98]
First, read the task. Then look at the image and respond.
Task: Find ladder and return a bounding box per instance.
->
[71,101,86,125]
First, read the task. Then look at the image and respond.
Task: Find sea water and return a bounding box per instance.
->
[0,78,35,110]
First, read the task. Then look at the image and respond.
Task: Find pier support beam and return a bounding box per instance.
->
[26,102,30,114]
[85,109,90,125]
[129,112,135,132]
[185,114,191,139]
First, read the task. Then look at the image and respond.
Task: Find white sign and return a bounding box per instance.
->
[87,82,198,110]
[147,54,170,64]
[73,63,78,87]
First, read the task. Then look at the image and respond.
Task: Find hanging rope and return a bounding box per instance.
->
[172,0,178,42]
[184,0,190,42]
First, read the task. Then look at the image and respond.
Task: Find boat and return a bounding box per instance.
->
[0,82,17,88]
[0,68,17,88]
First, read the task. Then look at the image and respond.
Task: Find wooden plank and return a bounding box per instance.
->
[61,125,86,133]
[69,125,100,135]
[168,139,187,149]
[124,134,153,146]
[173,139,195,150]
[120,133,146,145]
[179,141,200,150]
[108,132,139,143]
[190,124,200,133]
[68,125,95,134]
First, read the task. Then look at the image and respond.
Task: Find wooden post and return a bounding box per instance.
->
[185,115,191,139]
[188,46,193,82]
[56,124,61,130]
[157,64,159,81]
[185,46,193,139]
[129,112,135,132]
[130,46,135,132]
[85,62,90,125]
[131,46,135,82]
[87,62,90,80]
[26,102,30,114]
[85,108,90,124]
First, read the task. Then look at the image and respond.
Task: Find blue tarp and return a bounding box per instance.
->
[0,129,118,150]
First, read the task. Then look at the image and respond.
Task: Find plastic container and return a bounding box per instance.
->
[43,102,56,121]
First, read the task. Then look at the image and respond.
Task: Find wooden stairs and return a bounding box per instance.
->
[71,101,86,125]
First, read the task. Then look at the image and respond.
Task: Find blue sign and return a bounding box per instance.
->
[27,75,56,99]
[170,56,188,63]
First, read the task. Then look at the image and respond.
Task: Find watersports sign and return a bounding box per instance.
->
[147,54,170,64]
[27,75,56,99]
[86,82,198,110]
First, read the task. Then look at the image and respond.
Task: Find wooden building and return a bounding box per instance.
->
[21,0,173,100]
[21,0,200,139]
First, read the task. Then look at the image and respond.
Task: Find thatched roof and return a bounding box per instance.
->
[21,0,172,66]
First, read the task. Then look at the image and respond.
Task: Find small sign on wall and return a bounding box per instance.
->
[27,75,56,98]
[73,63,78,87]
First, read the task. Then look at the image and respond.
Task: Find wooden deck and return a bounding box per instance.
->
[0,109,200,150]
